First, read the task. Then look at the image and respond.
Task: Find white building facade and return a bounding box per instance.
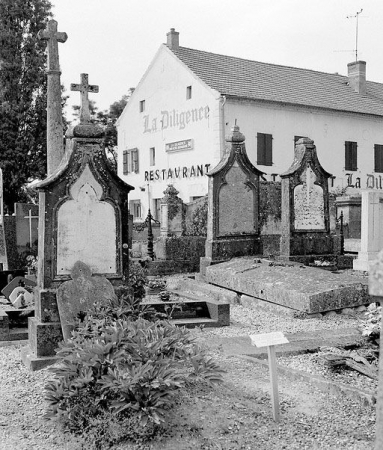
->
[117,29,383,220]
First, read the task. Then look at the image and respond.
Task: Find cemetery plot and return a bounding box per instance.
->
[206,257,371,314]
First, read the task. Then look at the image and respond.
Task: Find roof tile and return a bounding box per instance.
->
[169,46,383,117]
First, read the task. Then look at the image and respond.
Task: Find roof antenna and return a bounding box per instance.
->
[346,9,363,61]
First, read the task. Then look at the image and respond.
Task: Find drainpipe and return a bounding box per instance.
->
[220,95,227,158]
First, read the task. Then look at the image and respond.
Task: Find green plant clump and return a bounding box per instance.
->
[44,290,224,448]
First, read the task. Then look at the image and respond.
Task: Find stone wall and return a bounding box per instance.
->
[155,235,205,271]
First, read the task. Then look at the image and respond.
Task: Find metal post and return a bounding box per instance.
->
[147,209,154,260]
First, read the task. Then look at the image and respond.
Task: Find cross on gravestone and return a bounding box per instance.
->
[70,74,99,124]
[37,20,68,72]
[24,210,39,248]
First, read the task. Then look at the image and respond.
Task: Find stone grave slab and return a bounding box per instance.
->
[205,258,371,314]
[2,276,36,300]
[56,261,115,340]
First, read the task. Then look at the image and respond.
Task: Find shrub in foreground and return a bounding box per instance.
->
[44,292,224,448]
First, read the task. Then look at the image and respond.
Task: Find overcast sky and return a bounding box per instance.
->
[51,0,383,119]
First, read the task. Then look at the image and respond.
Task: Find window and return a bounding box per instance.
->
[186,86,192,100]
[257,133,273,166]
[150,147,156,166]
[131,149,139,173]
[122,148,139,174]
[345,141,357,171]
[375,144,383,173]
[139,100,145,113]
[153,198,161,221]
[129,200,142,219]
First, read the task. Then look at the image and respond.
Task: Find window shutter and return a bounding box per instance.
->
[133,149,139,173]
[375,145,383,173]
[351,142,357,171]
[265,134,272,166]
[123,150,128,174]
[257,133,265,165]
[345,141,357,171]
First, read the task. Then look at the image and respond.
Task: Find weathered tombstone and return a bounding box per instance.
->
[353,190,383,271]
[21,71,134,370]
[159,185,184,237]
[200,124,264,276]
[279,138,335,261]
[369,250,383,449]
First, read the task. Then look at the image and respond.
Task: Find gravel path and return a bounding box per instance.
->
[0,292,377,449]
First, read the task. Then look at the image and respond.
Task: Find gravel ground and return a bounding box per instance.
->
[0,281,377,449]
[277,351,378,393]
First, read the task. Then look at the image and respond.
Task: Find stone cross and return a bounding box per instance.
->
[70,74,99,124]
[37,19,67,176]
[38,20,68,72]
[24,210,39,248]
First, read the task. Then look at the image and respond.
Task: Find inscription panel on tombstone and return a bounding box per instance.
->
[218,164,255,236]
[57,165,117,275]
[294,167,324,230]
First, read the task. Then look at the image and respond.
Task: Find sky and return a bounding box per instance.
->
[51,0,383,120]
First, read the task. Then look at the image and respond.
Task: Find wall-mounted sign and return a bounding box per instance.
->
[144,164,211,182]
[166,139,193,153]
[143,105,210,133]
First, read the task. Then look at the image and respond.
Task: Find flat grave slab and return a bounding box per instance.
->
[206,258,370,314]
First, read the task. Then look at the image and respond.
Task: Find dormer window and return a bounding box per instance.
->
[186,86,192,100]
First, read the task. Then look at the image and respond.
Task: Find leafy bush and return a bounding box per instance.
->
[185,197,208,236]
[362,303,381,339]
[44,294,224,448]
[128,260,148,300]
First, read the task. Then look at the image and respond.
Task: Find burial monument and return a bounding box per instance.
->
[22,21,134,370]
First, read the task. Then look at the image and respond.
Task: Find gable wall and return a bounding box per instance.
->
[117,48,221,219]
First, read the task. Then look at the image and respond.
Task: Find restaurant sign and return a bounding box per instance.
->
[166,139,193,152]
[144,164,211,182]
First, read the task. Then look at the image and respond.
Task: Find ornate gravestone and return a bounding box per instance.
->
[200,124,264,276]
[22,72,134,370]
[279,138,337,260]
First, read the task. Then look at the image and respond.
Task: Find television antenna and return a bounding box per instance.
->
[346,9,363,61]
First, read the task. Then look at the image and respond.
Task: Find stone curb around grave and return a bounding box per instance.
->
[0,339,28,348]
[236,354,376,407]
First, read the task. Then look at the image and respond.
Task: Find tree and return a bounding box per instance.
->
[0,0,52,212]
[72,91,132,172]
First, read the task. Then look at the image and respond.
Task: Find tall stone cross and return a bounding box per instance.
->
[38,20,67,176]
[70,74,99,124]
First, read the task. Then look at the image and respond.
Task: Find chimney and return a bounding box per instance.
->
[166,28,179,50]
[347,60,366,94]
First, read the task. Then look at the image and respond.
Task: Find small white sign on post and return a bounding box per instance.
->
[250,331,289,422]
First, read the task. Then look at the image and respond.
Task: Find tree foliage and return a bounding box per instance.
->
[0,0,53,212]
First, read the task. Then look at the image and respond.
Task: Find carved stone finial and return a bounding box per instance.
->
[226,123,245,143]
